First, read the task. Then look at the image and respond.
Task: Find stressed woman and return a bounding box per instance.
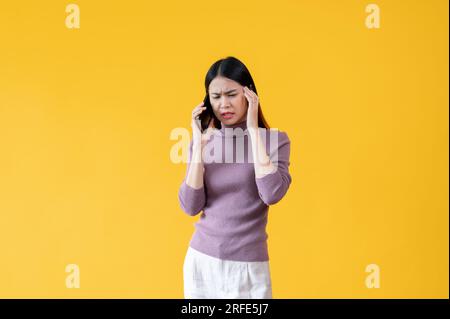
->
[178,56,292,299]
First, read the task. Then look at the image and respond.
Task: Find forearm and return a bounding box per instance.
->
[248,128,276,178]
[185,142,205,189]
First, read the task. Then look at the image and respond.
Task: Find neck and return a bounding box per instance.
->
[220,119,248,134]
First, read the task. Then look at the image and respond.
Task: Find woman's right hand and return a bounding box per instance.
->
[191,102,215,148]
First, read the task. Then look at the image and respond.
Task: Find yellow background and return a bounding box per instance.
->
[0,0,448,298]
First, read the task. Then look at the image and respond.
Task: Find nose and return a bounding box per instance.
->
[219,96,231,108]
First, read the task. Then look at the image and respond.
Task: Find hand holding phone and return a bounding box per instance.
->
[191,99,215,147]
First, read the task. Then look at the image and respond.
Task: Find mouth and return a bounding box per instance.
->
[221,112,235,119]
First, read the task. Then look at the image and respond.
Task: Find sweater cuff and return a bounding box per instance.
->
[178,180,206,216]
[255,170,284,205]
[182,180,204,195]
[255,169,281,188]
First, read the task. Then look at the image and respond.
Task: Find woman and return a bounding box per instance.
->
[178,56,292,299]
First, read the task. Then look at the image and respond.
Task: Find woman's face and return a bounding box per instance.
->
[208,76,248,125]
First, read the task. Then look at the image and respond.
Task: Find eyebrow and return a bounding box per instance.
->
[211,89,237,95]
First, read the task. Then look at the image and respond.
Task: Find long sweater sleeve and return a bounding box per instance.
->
[178,140,206,216]
[255,131,292,205]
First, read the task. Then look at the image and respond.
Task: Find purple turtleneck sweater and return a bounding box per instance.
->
[178,120,292,262]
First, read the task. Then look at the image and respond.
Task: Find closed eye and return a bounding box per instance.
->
[212,94,237,99]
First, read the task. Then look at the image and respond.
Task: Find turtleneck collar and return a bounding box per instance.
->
[218,120,248,137]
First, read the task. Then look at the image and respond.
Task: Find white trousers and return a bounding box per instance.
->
[183,246,272,299]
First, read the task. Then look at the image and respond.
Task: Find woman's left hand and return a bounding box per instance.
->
[244,86,259,130]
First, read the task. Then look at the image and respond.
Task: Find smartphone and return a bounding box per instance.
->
[197,94,216,132]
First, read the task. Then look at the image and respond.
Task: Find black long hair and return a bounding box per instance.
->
[199,56,270,132]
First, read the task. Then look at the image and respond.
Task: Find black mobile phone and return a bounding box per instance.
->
[197,94,216,132]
